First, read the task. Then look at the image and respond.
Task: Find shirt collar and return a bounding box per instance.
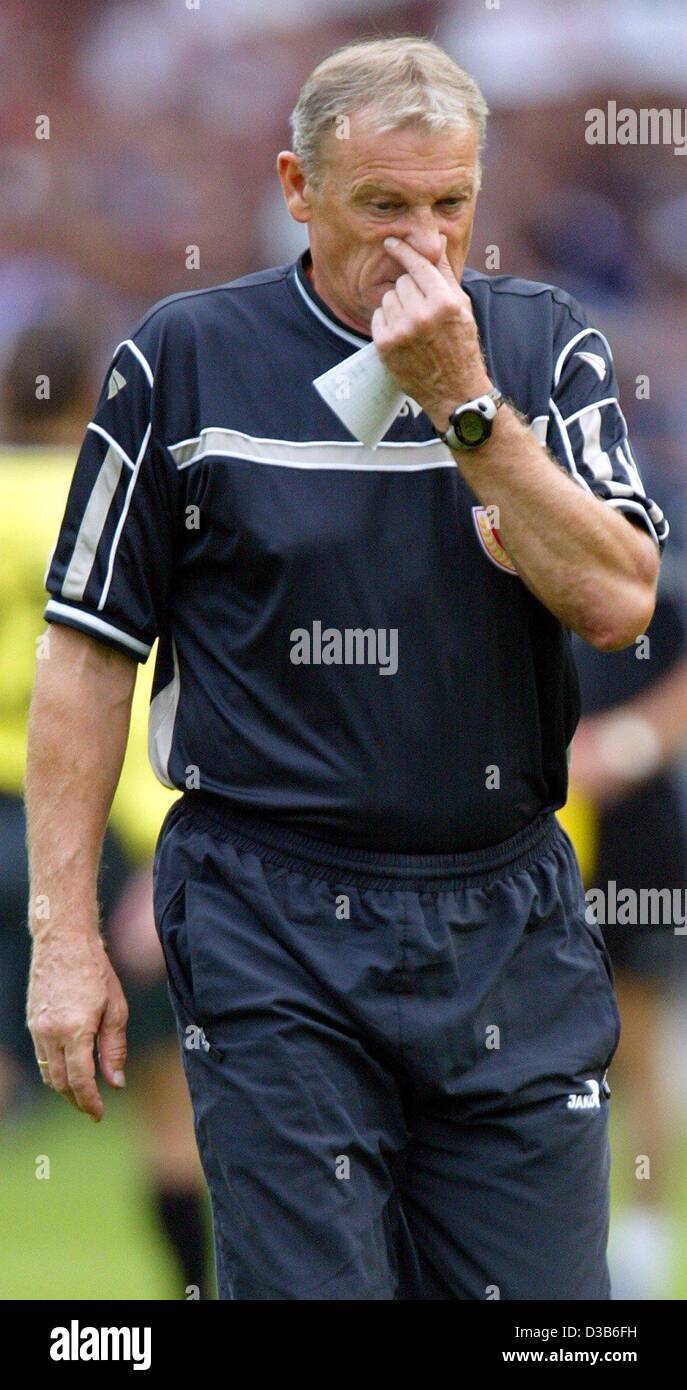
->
[290,248,427,425]
[292,249,372,349]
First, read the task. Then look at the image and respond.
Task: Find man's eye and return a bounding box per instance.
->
[370,201,402,213]
[439,199,466,210]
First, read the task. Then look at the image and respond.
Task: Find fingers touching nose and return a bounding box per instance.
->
[387,217,444,266]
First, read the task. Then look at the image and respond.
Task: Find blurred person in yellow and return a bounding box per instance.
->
[0,318,209,1297]
[560,588,687,1299]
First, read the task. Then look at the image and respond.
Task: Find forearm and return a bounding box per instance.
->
[372,235,659,649]
[26,626,136,943]
[446,404,659,649]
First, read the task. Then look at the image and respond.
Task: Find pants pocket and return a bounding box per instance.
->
[155,879,223,1063]
[580,915,622,1067]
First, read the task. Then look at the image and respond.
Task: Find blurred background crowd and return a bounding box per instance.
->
[1,0,686,1299]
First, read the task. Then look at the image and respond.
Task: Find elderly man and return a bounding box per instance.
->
[27,36,666,1300]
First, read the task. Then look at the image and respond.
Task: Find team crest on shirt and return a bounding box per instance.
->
[472,506,518,575]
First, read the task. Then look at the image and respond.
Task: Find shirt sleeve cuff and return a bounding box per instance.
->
[43,599,152,661]
[601,497,667,552]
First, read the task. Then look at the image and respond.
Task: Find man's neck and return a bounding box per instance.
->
[305,256,372,338]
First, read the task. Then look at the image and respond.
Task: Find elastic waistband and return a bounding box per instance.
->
[171,794,560,891]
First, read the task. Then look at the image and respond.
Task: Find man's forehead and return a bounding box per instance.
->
[324,115,478,190]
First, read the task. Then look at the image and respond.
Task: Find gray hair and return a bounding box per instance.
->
[289,35,489,191]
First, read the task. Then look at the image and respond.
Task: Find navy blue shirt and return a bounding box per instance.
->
[44,250,668,852]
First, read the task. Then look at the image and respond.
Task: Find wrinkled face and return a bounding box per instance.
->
[278,110,480,334]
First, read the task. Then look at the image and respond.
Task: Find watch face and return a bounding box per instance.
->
[457,409,486,446]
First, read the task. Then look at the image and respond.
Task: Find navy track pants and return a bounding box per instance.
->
[153,796,621,1301]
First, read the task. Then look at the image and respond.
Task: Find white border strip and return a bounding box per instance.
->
[148,639,180,787]
[61,445,126,600]
[86,422,136,472]
[112,338,154,388]
[169,426,452,471]
[603,497,660,548]
[178,448,455,473]
[45,601,151,657]
[578,407,613,480]
[98,423,152,609]
[615,441,646,496]
[553,327,614,389]
[548,397,594,494]
[562,396,622,428]
[292,268,370,350]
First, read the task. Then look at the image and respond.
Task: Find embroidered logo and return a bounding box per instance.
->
[107,367,127,399]
[574,350,607,381]
[472,506,518,575]
[567,1078,602,1111]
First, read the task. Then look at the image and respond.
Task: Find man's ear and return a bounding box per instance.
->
[276,152,313,225]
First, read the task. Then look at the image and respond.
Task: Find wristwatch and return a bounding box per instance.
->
[439,387,504,451]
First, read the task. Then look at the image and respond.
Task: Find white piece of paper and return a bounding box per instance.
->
[313,342,422,448]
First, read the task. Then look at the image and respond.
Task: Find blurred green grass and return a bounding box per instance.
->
[1,1090,182,1300]
[2,1090,686,1299]
[609,1103,687,1300]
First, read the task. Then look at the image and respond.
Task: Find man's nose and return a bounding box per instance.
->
[399,211,444,263]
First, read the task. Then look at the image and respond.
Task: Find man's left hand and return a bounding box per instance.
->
[371,235,492,431]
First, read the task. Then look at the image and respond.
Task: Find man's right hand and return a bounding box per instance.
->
[25,624,137,1122]
[27,928,128,1122]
